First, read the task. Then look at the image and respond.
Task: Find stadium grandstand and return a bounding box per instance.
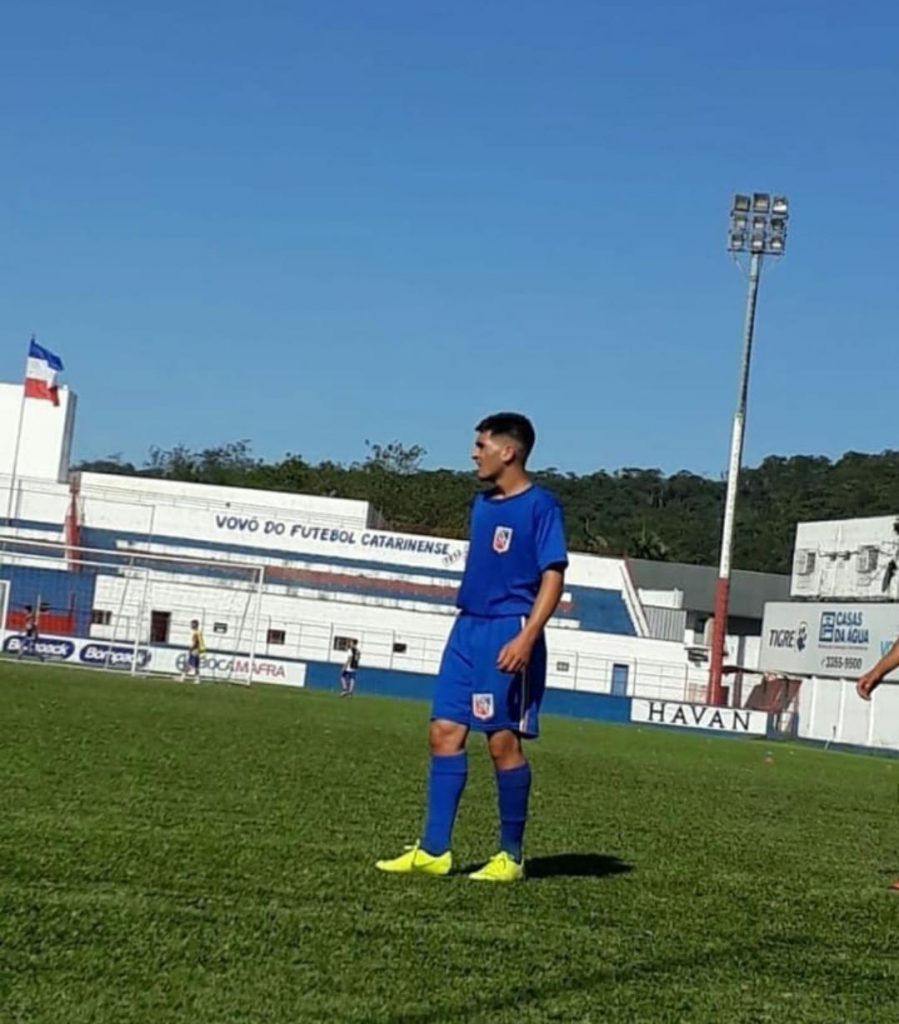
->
[0,378,780,701]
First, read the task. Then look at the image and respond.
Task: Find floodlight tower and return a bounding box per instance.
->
[708,193,789,706]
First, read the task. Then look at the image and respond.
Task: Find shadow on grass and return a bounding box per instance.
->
[457,853,633,879]
[526,852,633,880]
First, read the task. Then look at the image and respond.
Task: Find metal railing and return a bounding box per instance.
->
[0,535,703,700]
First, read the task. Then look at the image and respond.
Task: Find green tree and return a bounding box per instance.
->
[361,441,427,475]
[72,440,899,574]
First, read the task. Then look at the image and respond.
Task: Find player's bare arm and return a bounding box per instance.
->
[857,639,899,700]
[497,568,565,674]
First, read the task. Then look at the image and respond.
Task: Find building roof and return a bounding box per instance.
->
[629,559,790,620]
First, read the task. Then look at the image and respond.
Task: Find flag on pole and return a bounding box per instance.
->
[24,338,64,405]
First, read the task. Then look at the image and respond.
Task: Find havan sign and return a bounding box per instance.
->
[630,699,768,736]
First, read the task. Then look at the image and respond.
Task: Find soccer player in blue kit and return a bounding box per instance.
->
[376,413,568,882]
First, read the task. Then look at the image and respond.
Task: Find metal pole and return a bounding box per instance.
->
[708,251,763,706]
[247,565,265,686]
[131,566,151,676]
[107,556,134,671]
[6,364,29,523]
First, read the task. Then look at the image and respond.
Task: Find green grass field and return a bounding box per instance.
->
[2,662,898,1023]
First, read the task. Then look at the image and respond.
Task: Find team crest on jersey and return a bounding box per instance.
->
[493,526,513,554]
[472,693,495,721]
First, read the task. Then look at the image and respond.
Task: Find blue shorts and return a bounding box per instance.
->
[432,615,546,738]
[188,652,200,671]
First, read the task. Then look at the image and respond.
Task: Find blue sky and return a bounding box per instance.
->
[2,1,897,476]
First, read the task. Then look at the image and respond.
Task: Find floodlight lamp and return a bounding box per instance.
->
[770,217,787,235]
[768,236,785,254]
[728,232,746,251]
[752,216,767,232]
[731,214,748,232]
[752,193,771,213]
[771,195,789,216]
[732,194,751,213]
[750,235,765,252]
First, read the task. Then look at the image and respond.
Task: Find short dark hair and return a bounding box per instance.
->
[475,412,536,460]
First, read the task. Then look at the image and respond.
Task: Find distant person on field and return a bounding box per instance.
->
[18,605,44,661]
[180,619,206,683]
[856,648,899,890]
[340,639,360,697]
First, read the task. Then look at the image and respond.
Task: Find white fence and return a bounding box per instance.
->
[0,536,706,700]
[795,675,899,752]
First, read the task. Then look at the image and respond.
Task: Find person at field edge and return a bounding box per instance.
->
[340,639,360,697]
[376,413,568,883]
[180,619,206,683]
[18,604,44,661]
[857,648,899,891]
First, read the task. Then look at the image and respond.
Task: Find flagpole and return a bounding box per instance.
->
[6,340,31,524]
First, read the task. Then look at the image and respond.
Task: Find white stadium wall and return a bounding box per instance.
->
[74,471,646,602]
[794,676,899,752]
[0,476,69,539]
[774,514,899,752]
[0,460,753,705]
[638,588,684,609]
[77,472,376,533]
[84,567,709,700]
[760,598,899,752]
[760,601,899,681]
[791,516,899,601]
[0,379,738,709]
[0,384,76,484]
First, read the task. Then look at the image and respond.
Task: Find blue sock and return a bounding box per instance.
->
[496,762,531,863]
[421,752,468,856]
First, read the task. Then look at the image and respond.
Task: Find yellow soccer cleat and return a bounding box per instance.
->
[375,842,453,877]
[468,851,525,883]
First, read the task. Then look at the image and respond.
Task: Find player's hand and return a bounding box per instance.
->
[497,632,535,674]
[857,672,882,701]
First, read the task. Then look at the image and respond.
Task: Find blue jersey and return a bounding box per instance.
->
[456,485,568,618]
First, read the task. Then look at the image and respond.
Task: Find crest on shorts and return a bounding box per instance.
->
[493,526,513,554]
[472,693,495,721]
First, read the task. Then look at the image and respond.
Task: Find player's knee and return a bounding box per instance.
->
[487,730,525,769]
[429,719,466,755]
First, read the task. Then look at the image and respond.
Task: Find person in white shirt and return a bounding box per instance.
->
[340,640,360,697]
